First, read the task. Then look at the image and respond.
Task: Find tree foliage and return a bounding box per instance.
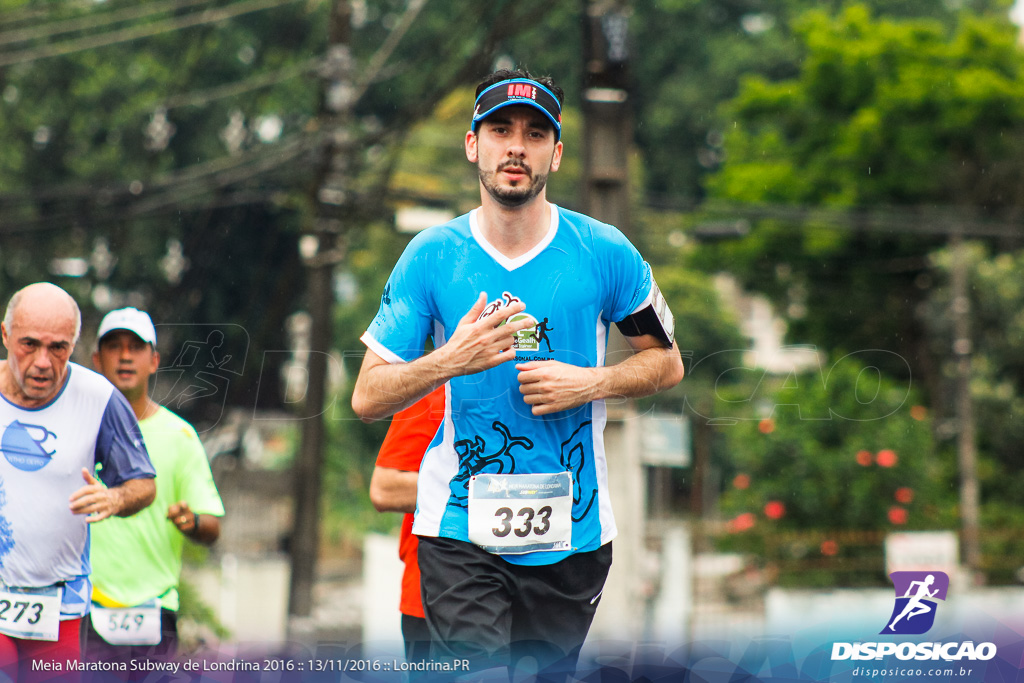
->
[717,356,943,528]
[713,355,951,585]
[0,0,561,421]
[700,5,1024,387]
[630,0,1013,203]
[698,4,1024,582]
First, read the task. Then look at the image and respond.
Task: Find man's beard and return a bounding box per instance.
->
[479,160,549,208]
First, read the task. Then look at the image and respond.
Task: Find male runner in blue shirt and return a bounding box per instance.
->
[352,69,683,682]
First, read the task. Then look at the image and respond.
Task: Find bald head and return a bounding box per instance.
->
[1,283,82,407]
[3,282,82,346]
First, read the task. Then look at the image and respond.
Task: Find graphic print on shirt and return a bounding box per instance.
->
[449,419,599,527]
[0,482,13,566]
[1,421,57,472]
[371,283,393,328]
[560,421,597,522]
[450,420,533,508]
[478,292,555,354]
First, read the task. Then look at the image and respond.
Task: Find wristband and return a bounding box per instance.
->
[186,513,201,538]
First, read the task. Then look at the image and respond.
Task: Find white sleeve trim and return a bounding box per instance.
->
[360,331,407,365]
[629,287,654,316]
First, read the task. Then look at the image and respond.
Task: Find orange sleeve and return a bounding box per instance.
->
[374,386,445,472]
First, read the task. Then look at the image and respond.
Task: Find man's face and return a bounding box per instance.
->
[466,106,563,208]
[92,330,159,402]
[1,307,77,406]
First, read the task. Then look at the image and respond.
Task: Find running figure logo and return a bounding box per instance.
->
[151,325,248,430]
[881,571,949,635]
[478,292,554,354]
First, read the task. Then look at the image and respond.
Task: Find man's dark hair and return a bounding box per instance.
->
[475,69,564,107]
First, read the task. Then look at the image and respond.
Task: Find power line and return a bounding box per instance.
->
[0,175,299,234]
[0,0,304,68]
[128,136,317,214]
[0,4,51,29]
[157,132,319,188]
[0,0,216,48]
[161,56,321,110]
[0,132,320,233]
[1,0,431,212]
[0,127,326,213]
[0,134,310,204]
[0,0,552,237]
[348,0,427,106]
[691,200,1024,240]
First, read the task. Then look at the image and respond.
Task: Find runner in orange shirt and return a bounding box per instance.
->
[369,387,444,668]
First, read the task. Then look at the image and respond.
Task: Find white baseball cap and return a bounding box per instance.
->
[96,307,157,346]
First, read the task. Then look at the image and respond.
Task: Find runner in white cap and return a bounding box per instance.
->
[82,307,224,671]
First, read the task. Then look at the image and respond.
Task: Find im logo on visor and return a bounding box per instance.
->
[472,78,562,141]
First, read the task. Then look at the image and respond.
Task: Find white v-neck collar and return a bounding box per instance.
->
[469,203,559,272]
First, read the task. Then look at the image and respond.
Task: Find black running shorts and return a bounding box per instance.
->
[417,535,612,682]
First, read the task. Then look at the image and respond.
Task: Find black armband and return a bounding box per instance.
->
[615,278,675,347]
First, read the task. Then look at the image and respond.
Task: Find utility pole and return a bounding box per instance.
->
[581,0,649,640]
[950,230,981,575]
[288,0,351,639]
[581,0,631,239]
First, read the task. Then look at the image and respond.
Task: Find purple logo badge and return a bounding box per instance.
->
[881,571,949,635]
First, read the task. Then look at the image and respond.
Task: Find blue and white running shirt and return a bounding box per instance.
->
[0,363,155,618]
[362,204,654,566]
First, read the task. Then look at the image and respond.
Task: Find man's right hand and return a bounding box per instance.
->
[352,293,536,422]
[432,292,534,377]
[70,468,156,521]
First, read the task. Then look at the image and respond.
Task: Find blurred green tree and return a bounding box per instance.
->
[714,354,950,585]
[695,5,1024,582]
[0,0,563,422]
[701,4,1024,390]
[630,0,1013,204]
[717,357,943,528]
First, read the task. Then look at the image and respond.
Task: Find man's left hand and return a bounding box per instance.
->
[516,361,598,416]
[167,501,198,536]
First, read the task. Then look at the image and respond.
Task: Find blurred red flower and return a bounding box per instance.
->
[888,506,908,525]
[728,513,756,533]
[877,449,898,468]
[764,501,786,520]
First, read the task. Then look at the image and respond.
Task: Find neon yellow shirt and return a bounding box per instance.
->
[90,406,224,611]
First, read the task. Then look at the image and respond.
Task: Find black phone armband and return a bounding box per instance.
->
[615,277,675,347]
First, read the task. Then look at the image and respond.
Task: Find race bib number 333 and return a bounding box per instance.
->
[468,472,573,554]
